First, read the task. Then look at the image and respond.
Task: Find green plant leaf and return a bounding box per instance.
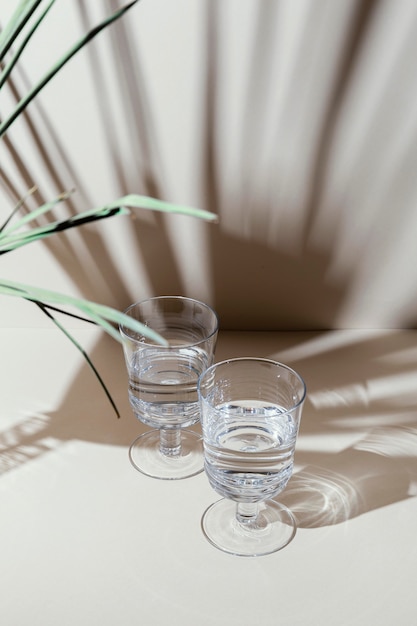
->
[0,1,43,60]
[0,1,56,90]
[0,205,131,253]
[0,185,38,233]
[0,189,72,236]
[0,278,168,346]
[0,0,219,418]
[105,194,219,223]
[0,193,217,254]
[34,300,121,418]
[0,0,141,137]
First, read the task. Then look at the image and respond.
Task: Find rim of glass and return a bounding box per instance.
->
[119,295,219,347]
[198,356,307,410]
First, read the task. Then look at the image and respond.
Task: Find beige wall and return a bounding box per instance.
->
[2,0,417,330]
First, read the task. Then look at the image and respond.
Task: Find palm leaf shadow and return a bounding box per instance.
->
[76,0,184,299]
[3,1,416,531]
[203,0,382,327]
[1,0,184,308]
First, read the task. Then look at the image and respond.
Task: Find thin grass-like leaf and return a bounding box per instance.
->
[0,185,37,233]
[0,0,140,137]
[33,302,96,325]
[0,205,130,254]
[0,1,56,90]
[0,193,217,254]
[0,0,42,60]
[72,304,125,345]
[34,300,120,417]
[104,194,219,223]
[0,279,168,346]
[0,0,219,417]
[0,189,73,237]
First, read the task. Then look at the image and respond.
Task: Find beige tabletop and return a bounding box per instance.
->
[1,327,416,625]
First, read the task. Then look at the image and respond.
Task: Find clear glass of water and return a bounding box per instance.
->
[120,296,218,480]
[198,357,306,556]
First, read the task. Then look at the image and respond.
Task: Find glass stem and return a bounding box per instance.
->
[236,502,259,526]
[159,428,182,457]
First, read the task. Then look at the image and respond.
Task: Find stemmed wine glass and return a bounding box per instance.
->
[120,296,218,480]
[198,357,306,556]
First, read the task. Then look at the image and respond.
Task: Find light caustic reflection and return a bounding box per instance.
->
[279,466,360,528]
[281,426,417,528]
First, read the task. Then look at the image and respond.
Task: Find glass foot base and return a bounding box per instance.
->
[128,429,203,480]
[201,499,297,556]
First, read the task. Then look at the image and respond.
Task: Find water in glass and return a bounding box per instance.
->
[203,400,298,502]
[128,344,210,429]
